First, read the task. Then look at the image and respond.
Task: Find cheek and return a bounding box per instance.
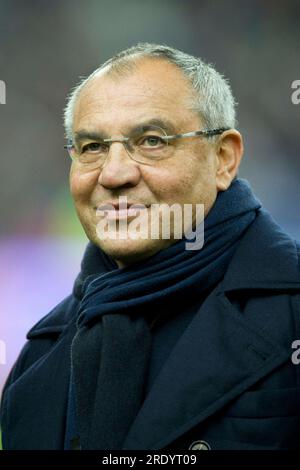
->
[141,166,178,198]
[143,164,197,203]
[145,153,216,206]
[69,167,96,202]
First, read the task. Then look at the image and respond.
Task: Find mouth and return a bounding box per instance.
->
[95,202,149,220]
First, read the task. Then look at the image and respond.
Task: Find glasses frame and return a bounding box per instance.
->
[64,126,230,165]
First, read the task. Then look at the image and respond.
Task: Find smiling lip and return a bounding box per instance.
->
[95,202,149,220]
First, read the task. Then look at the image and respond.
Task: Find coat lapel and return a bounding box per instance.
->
[122,288,292,450]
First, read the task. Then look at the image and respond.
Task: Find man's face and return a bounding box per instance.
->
[70,58,222,268]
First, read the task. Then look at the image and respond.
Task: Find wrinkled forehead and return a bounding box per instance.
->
[73,58,199,132]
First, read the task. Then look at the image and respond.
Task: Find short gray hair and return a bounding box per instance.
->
[63,42,237,140]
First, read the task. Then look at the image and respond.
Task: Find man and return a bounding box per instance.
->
[1,43,300,450]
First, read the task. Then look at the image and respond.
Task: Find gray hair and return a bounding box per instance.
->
[63,42,237,140]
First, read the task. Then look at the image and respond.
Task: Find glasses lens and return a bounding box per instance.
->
[129,126,171,164]
[68,141,107,170]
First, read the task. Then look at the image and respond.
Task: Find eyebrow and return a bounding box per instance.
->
[73,118,177,144]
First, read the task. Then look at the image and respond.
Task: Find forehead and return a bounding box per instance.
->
[73,58,200,133]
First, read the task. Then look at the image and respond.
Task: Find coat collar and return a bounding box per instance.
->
[26,295,78,339]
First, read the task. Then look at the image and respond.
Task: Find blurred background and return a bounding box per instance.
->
[0,0,299,395]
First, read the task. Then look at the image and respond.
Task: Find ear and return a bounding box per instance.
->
[215,129,244,191]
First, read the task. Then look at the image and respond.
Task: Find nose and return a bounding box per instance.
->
[97,140,141,189]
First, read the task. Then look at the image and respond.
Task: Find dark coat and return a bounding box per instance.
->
[1,210,300,450]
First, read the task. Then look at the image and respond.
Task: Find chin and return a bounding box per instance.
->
[94,236,170,268]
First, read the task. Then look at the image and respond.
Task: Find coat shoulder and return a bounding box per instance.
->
[0,294,78,401]
[221,209,300,292]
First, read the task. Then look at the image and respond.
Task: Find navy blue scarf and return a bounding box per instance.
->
[69,178,261,450]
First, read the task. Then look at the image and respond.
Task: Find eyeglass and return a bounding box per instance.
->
[64,125,229,170]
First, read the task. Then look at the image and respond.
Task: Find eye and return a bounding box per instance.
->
[81,142,107,153]
[139,135,166,148]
